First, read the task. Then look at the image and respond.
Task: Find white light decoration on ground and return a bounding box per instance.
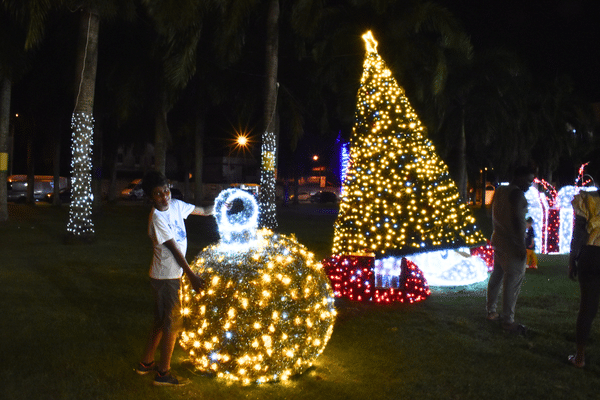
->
[66,112,95,237]
[557,186,579,254]
[259,130,277,229]
[331,31,486,287]
[557,185,598,253]
[180,189,336,385]
[525,185,548,254]
[525,179,598,254]
[405,248,488,286]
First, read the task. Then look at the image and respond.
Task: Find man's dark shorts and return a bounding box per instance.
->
[150,278,182,333]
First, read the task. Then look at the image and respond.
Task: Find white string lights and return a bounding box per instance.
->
[259,130,277,229]
[66,112,95,237]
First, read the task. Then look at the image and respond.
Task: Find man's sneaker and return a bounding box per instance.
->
[153,370,189,386]
[136,361,156,375]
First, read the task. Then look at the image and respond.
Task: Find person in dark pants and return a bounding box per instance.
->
[568,158,600,368]
[136,171,213,385]
[486,166,535,334]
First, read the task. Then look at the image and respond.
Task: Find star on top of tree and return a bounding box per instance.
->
[362,30,378,54]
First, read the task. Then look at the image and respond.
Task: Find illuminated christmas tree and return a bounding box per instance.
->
[331,32,487,287]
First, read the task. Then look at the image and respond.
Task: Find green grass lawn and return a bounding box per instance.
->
[0,202,598,400]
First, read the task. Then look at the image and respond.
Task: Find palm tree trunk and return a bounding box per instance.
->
[0,76,11,221]
[259,0,279,229]
[457,108,467,201]
[194,108,206,205]
[66,9,99,240]
[107,151,118,202]
[52,133,61,206]
[154,91,169,175]
[92,122,103,211]
[26,123,35,204]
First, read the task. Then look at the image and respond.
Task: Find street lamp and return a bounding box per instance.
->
[237,135,248,147]
[231,133,252,154]
[312,154,326,188]
[228,131,255,183]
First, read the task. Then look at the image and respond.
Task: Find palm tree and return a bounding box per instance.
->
[528,75,595,181]
[8,0,137,238]
[0,3,34,220]
[140,0,214,177]
[382,1,475,199]
[140,0,264,206]
[439,49,532,189]
[64,7,100,239]
[258,0,279,229]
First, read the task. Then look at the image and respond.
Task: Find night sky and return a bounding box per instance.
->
[440,0,600,102]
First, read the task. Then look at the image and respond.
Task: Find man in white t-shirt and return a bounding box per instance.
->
[136,171,213,386]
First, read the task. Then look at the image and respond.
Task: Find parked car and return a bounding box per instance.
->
[120,178,184,201]
[7,175,68,203]
[310,191,338,203]
[45,187,71,203]
[230,183,260,198]
[120,179,144,200]
[289,191,311,202]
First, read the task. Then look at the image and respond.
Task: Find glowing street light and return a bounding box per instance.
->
[229,131,254,155]
[237,135,248,147]
[227,131,255,183]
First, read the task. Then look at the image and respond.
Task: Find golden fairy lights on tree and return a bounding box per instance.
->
[332,32,486,273]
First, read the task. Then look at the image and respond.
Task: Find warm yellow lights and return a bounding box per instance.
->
[180,229,336,384]
[332,31,486,257]
[362,31,378,54]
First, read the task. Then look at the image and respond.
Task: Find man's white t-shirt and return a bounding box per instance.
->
[148,199,196,279]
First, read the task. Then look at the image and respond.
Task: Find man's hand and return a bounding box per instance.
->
[187,273,206,292]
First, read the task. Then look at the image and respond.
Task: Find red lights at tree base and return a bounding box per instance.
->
[470,241,494,272]
[322,254,430,304]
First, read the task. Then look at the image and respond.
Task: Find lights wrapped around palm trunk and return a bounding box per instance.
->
[66,112,94,237]
[259,130,277,229]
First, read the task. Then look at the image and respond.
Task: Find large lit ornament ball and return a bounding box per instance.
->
[180,189,337,385]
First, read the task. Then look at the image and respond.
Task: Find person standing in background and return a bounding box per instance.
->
[486,166,535,334]
[568,157,600,368]
[525,217,538,269]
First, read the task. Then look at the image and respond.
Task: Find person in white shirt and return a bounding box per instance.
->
[136,171,213,386]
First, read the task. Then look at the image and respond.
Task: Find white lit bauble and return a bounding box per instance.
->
[214,188,259,248]
[180,189,336,385]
